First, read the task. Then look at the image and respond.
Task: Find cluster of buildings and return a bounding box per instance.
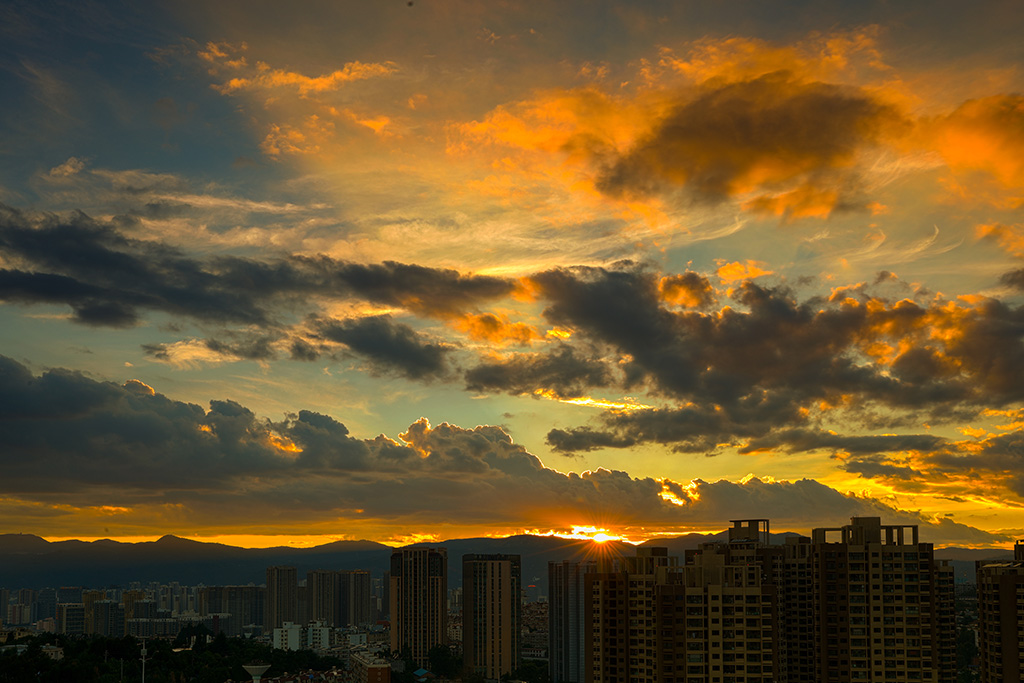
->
[1,584,216,638]
[10,517,1024,681]
[975,540,1024,682]
[550,517,957,683]
[389,550,522,680]
[0,570,389,646]
[386,517,966,682]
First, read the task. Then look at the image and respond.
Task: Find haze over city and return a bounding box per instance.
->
[2,0,1024,550]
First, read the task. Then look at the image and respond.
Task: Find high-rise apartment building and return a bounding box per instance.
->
[976,540,1024,682]
[198,585,265,635]
[549,560,596,683]
[266,566,298,630]
[34,587,57,622]
[306,569,373,628]
[341,569,373,627]
[585,546,675,682]
[811,517,955,682]
[652,520,788,683]
[91,600,125,638]
[463,554,522,681]
[575,517,955,683]
[82,589,106,635]
[57,603,85,635]
[307,569,339,626]
[390,547,448,668]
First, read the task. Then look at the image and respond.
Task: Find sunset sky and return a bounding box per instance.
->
[3,0,1024,548]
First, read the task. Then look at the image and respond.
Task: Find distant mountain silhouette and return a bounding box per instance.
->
[0,532,1006,589]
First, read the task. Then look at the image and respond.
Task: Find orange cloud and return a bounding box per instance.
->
[215,61,395,96]
[716,260,773,283]
[977,222,1024,257]
[658,28,888,88]
[742,185,840,220]
[450,30,906,227]
[454,312,540,346]
[930,95,1024,205]
[451,87,653,157]
[200,40,396,97]
[658,272,716,307]
[598,71,904,215]
[260,116,336,158]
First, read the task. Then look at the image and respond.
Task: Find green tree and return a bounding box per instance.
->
[427,644,461,678]
[505,659,550,683]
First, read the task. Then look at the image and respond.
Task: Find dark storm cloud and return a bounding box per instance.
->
[0,268,140,326]
[1000,268,1024,290]
[530,264,698,393]
[531,265,872,405]
[0,354,391,493]
[289,338,323,361]
[548,393,808,454]
[320,259,514,318]
[0,355,281,490]
[312,315,450,379]
[738,428,947,456]
[533,264,1024,452]
[671,477,1008,545]
[202,335,279,361]
[0,204,515,331]
[840,457,924,481]
[810,426,1024,501]
[8,204,1024,461]
[141,334,281,363]
[0,204,272,325]
[597,72,901,204]
[464,344,613,398]
[0,354,1006,543]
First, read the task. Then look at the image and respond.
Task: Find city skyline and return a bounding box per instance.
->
[3,1,1024,548]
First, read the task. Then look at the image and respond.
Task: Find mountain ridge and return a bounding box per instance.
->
[0,532,1012,589]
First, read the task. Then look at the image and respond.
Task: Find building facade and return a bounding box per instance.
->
[266,566,298,630]
[811,517,955,682]
[390,547,448,668]
[463,553,522,681]
[976,540,1024,682]
[573,518,955,683]
[549,560,595,683]
[585,546,674,683]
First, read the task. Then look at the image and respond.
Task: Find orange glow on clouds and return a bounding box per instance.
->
[268,433,302,454]
[977,222,1024,257]
[532,388,652,411]
[932,95,1024,200]
[202,41,396,97]
[532,525,631,544]
[742,185,840,220]
[716,259,774,283]
[454,312,540,345]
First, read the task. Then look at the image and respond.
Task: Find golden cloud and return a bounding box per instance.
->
[454,312,540,346]
[930,95,1024,206]
[977,222,1024,257]
[214,61,396,96]
[658,272,716,307]
[449,31,907,226]
[716,260,773,283]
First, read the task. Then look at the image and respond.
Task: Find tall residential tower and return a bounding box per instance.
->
[463,554,522,681]
[390,547,448,668]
